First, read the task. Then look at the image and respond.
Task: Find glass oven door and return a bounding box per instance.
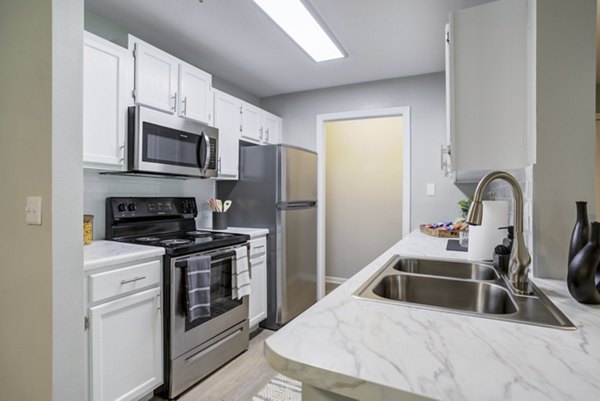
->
[169,245,249,359]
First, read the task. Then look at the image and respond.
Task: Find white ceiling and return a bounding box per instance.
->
[86,0,496,98]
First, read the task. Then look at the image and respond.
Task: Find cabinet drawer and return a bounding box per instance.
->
[248,237,267,259]
[89,260,161,303]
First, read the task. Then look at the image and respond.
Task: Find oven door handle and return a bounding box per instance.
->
[174,246,243,268]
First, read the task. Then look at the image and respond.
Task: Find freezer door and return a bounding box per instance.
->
[276,205,317,325]
[278,146,317,202]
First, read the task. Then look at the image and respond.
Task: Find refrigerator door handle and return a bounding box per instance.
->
[276,201,317,210]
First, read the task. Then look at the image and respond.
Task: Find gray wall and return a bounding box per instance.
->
[84,10,261,107]
[261,73,475,230]
[532,0,596,279]
[0,0,85,400]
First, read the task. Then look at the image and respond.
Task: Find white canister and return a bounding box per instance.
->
[467,200,509,261]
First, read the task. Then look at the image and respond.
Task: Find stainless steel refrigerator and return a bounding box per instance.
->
[217,144,317,329]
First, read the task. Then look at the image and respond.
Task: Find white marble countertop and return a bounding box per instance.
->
[83,240,165,272]
[197,226,269,239]
[265,230,600,401]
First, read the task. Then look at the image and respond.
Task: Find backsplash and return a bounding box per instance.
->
[84,170,215,239]
[483,166,534,270]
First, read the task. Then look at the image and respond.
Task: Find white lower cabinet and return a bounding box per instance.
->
[86,259,163,401]
[248,237,268,329]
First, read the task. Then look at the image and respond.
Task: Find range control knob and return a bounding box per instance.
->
[127,203,137,212]
[117,203,127,212]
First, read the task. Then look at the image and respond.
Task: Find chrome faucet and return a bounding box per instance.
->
[466,171,532,294]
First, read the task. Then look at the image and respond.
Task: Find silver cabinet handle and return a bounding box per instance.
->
[218,156,222,173]
[265,128,270,142]
[120,276,146,285]
[440,144,452,176]
[240,124,243,133]
[171,93,177,111]
[259,127,264,140]
[182,96,187,115]
[156,293,161,311]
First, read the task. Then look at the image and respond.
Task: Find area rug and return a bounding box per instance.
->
[252,374,302,401]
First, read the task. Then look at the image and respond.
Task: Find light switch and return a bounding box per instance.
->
[26,196,42,225]
[427,183,435,196]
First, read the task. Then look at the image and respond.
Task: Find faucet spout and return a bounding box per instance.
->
[466,171,531,294]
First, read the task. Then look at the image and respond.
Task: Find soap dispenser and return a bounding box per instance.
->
[493,226,514,272]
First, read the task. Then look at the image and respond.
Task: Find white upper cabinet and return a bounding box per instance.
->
[131,36,214,125]
[83,32,132,170]
[446,0,528,181]
[132,39,179,114]
[178,62,213,125]
[262,112,282,145]
[241,102,263,143]
[213,89,242,179]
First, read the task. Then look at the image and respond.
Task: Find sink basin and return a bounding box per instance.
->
[372,274,517,315]
[353,255,576,330]
[392,258,498,280]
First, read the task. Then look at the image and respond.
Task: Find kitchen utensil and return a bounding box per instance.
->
[223,200,232,212]
[216,199,223,212]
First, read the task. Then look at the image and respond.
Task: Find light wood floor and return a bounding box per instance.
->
[152,329,277,401]
[326,282,340,294]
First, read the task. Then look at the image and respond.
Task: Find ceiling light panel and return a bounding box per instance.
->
[253,0,345,62]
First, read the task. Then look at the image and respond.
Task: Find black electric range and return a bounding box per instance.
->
[105,196,251,399]
[105,197,249,255]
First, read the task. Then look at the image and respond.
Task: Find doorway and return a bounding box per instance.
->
[316,107,411,299]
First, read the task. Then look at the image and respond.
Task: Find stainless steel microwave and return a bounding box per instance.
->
[126,106,218,178]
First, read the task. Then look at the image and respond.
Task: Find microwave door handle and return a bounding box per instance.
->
[197,131,210,175]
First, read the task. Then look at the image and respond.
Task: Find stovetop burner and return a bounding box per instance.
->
[186,231,213,237]
[136,236,161,243]
[159,239,192,246]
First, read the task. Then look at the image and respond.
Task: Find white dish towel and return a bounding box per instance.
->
[232,246,251,300]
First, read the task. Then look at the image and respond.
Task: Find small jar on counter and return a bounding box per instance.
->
[83,214,94,245]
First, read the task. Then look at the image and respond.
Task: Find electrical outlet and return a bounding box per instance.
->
[427,183,435,196]
[26,196,42,225]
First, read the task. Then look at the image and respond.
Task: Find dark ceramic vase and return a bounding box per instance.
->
[567,221,600,304]
[568,201,590,267]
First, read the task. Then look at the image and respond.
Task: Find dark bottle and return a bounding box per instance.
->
[567,221,600,304]
[568,201,590,267]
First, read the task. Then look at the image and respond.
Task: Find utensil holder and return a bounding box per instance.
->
[212,212,228,230]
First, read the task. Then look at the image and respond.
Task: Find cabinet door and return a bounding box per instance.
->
[213,90,242,179]
[262,112,281,145]
[448,0,527,176]
[83,32,131,170]
[241,102,263,143]
[134,41,178,114]
[178,63,213,125]
[89,287,162,401]
[249,255,267,328]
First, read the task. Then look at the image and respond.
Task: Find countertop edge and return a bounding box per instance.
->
[263,340,434,401]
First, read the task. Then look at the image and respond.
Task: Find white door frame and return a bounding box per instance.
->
[316,106,411,300]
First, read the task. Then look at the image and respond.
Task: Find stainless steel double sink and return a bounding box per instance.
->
[353,256,576,329]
